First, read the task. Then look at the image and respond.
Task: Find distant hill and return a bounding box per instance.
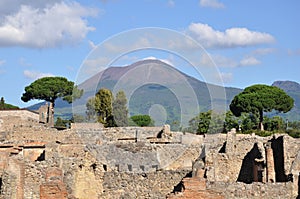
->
[272,80,300,121]
[0,103,19,110]
[0,97,19,110]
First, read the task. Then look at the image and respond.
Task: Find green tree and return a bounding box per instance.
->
[54,117,70,129]
[21,76,83,116]
[197,110,212,135]
[230,84,294,131]
[241,113,258,132]
[264,116,284,131]
[130,115,153,127]
[86,97,98,122]
[112,91,128,127]
[94,88,114,126]
[0,97,5,110]
[224,111,239,132]
[187,110,212,134]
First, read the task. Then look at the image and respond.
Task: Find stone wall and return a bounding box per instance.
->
[0,110,40,132]
[101,170,189,198]
[70,122,104,130]
[206,181,294,199]
[0,109,39,122]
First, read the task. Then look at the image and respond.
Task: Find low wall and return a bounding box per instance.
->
[0,109,39,122]
[71,122,104,130]
[100,170,189,198]
[207,181,294,199]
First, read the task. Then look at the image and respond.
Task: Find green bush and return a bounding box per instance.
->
[54,117,70,129]
[286,129,300,138]
[129,115,154,127]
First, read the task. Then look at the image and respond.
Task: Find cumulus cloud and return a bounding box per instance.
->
[23,70,54,80]
[188,23,275,49]
[0,0,62,16]
[200,53,262,68]
[199,0,225,9]
[239,56,261,66]
[252,48,276,56]
[0,1,98,48]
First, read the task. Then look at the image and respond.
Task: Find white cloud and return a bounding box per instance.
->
[23,70,54,80]
[0,1,98,48]
[88,40,97,50]
[239,56,261,66]
[0,0,62,16]
[188,23,275,49]
[200,53,262,68]
[199,0,225,9]
[252,48,276,56]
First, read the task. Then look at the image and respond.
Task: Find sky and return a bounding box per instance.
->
[0,0,299,107]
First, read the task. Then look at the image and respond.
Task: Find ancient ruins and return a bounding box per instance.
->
[0,109,299,198]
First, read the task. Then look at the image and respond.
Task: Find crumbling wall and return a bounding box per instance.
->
[207,181,294,199]
[101,170,189,198]
[0,110,39,122]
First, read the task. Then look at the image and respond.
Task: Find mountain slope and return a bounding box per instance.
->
[272,80,300,121]
[72,59,242,127]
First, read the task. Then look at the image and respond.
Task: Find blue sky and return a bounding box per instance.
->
[0,0,299,107]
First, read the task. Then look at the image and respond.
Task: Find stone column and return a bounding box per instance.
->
[47,102,54,127]
[265,142,276,183]
[225,128,236,156]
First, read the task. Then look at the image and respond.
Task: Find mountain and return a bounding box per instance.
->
[71,59,242,127]
[272,80,300,121]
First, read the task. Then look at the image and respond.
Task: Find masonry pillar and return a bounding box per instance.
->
[6,159,25,199]
[225,128,236,156]
[47,102,54,127]
[265,142,276,183]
